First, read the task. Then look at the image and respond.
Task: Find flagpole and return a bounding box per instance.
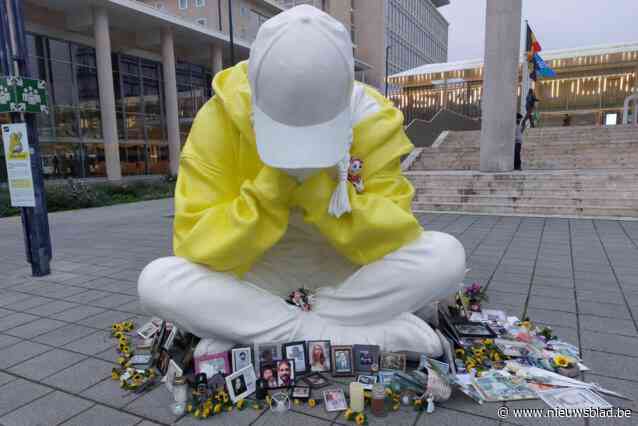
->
[520,19,529,117]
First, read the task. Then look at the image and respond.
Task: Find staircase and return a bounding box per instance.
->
[405,125,638,218]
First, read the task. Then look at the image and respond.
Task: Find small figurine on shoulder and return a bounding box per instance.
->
[348,158,364,193]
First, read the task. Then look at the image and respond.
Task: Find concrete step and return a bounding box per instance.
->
[412,201,638,217]
[414,194,638,209]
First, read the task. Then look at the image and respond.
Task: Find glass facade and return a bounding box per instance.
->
[0,33,213,181]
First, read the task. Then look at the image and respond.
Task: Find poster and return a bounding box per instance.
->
[2,123,36,207]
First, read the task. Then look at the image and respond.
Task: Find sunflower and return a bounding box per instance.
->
[214,403,222,414]
[252,402,261,410]
[186,403,193,413]
[308,399,316,408]
[116,357,127,367]
[118,336,128,345]
[392,403,400,411]
[123,321,134,331]
[455,348,465,358]
[344,409,353,420]
[236,399,245,410]
[193,408,201,418]
[355,413,366,425]
[223,393,229,403]
[111,368,121,380]
[483,339,494,345]
[294,399,301,406]
[554,355,571,368]
[111,323,123,332]
[384,388,393,397]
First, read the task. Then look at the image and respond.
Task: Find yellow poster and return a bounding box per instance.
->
[2,123,35,207]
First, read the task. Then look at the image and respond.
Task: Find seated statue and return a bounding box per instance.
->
[138,5,466,358]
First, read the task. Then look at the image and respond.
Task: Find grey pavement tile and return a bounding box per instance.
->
[60,403,142,426]
[0,372,17,387]
[90,293,138,309]
[580,331,638,357]
[589,417,636,426]
[43,357,115,393]
[577,301,632,320]
[81,378,143,408]
[176,403,266,426]
[94,346,120,363]
[63,330,114,356]
[333,402,419,426]
[80,309,135,329]
[26,300,80,316]
[0,307,13,318]
[0,341,51,369]
[504,400,585,426]
[253,410,330,426]
[51,305,107,322]
[576,289,626,305]
[583,373,637,412]
[524,308,577,328]
[0,378,53,417]
[579,315,638,337]
[118,300,145,314]
[5,318,67,339]
[33,323,97,347]
[415,407,498,426]
[581,350,638,381]
[440,392,504,419]
[0,312,39,332]
[64,290,113,304]
[536,325,579,346]
[288,384,345,421]
[8,348,87,381]
[529,285,575,299]
[7,296,54,311]
[125,385,183,424]
[0,291,32,307]
[0,391,94,426]
[0,333,21,349]
[527,295,576,313]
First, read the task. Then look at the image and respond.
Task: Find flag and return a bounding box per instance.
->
[526,24,542,55]
[533,53,556,78]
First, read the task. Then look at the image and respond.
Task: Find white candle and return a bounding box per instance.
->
[349,382,364,412]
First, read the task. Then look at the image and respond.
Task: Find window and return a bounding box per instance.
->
[195,0,206,6]
[196,18,207,26]
[178,0,188,10]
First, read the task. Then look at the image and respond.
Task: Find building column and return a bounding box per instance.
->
[161,27,180,176]
[634,66,638,125]
[479,0,522,172]
[211,44,223,76]
[93,6,121,180]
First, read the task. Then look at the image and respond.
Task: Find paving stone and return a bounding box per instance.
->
[80,310,135,329]
[0,307,13,318]
[414,407,497,425]
[27,300,80,316]
[176,402,267,426]
[0,312,39,331]
[580,331,638,357]
[524,308,577,328]
[60,403,142,426]
[125,385,183,424]
[581,350,638,381]
[0,379,52,416]
[0,340,51,369]
[33,323,96,347]
[65,290,113,304]
[63,330,114,355]
[5,318,67,339]
[7,296,54,311]
[579,315,638,337]
[0,391,93,426]
[576,289,626,305]
[51,305,107,322]
[43,357,114,393]
[578,301,632,320]
[0,371,16,387]
[440,392,504,419]
[253,410,330,426]
[90,293,138,310]
[0,333,21,349]
[81,378,143,408]
[583,373,637,412]
[288,384,345,421]
[527,294,576,313]
[8,348,87,381]
[0,291,32,307]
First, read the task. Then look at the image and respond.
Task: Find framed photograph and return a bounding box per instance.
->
[157,349,171,376]
[163,326,178,351]
[353,344,379,373]
[454,322,497,338]
[232,347,253,372]
[307,340,331,372]
[331,345,354,376]
[136,321,159,340]
[380,352,406,372]
[195,351,231,377]
[356,374,378,390]
[276,359,295,388]
[225,365,257,403]
[303,372,330,389]
[378,371,395,386]
[260,364,279,389]
[283,341,308,375]
[162,359,183,393]
[292,386,311,400]
[323,388,348,412]
[255,342,283,377]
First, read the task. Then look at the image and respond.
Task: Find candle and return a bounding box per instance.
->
[349,382,364,412]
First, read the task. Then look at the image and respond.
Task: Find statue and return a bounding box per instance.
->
[138,5,466,358]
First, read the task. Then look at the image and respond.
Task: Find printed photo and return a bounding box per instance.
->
[225,365,257,403]
[323,389,348,412]
[303,372,330,389]
[276,359,295,387]
[308,340,331,372]
[353,344,379,373]
[380,352,406,372]
[292,386,311,399]
[261,364,278,389]
[356,374,377,390]
[232,347,252,372]
[284,341,308,375]
[331,346,354,376]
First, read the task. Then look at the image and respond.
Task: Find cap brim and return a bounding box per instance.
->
[253,103,350,169]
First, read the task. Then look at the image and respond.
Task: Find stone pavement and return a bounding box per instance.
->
[0,199,636,426]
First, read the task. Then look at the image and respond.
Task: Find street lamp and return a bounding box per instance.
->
[384,45,391,97]
[228,0,235,66]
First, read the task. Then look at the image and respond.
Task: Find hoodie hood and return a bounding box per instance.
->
[212,61,256,145]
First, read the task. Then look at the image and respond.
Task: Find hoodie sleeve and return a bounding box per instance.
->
[291,89,423,265]
[173,97,297,276]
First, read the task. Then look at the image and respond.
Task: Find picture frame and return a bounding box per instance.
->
[378,371,395,386]
[283,341,308,375]
[260,364,279,390]
[292,385,311,400]
[254,342,283,378]
[232,347,253,373]
[353,344,380,373]
[379,352,406,372]
[195,351,231,377]
[162,326,178,351]
[307,340,331,373]
[331,345,354,376]
[225,365,257,403]
[356,374,378,390]
[276,359,295,388]
[136,321,159,340]
[162,359,183,393]
[454,322,497,339]
[157,349,171,376]
[303,372,330,389]
[323,388,348,412]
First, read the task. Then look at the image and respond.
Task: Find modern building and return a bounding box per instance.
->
[277,0,450,91]
[389,42,638,127]
[1,0,266,182]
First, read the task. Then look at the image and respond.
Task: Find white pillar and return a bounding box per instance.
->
[161,27,181,176]
[93,7,122,180]
[479,0,523,172]
[211,44,223,76]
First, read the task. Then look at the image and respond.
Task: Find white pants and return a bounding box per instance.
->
[138,224,466,357]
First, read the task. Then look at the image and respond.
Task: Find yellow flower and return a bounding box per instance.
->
[554,355,571,368]
[214,403,222,414]
[484,339,494,345]
[202,407,211,418]
[294,399,301,406]
[223,394,229,403]
[186,403,193,413]
[111,369,120,380]
[455,348,465,358]
[116,357,127,367]
[465,361,476,370]
[392,403,400,411]
[266,395,272,407]
[111,323,123,332]
[236,399,245,410]
[384,388,393,397]
[193,408,201,418]
[355,413,365,425]
[521,321,532,329]
[414,399,423,407]
[123,320,134,331]
[491,352,502,361]
[308,399,316,408]
[226,406,233,412]
[252,402,261,410]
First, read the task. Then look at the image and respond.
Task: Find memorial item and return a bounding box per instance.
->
[232,347,253,373]
[162,359,183,393]
[270,392,291,413]
[304,372,330,389]
[323,389,348,412]
[453,322,497,339]
[261,364,279,389]
[163,326,178,351]
[157,349,171,376]
[495,339,535,358]
[356,374,377,390]
[308,340,331,372]
[195,351,231,377]
[225,365,257,403]
[347,158,364,193]
[349,382,364,412]
[276,359,295,387]
[255,343,283,377]
[353,344,379,373]
[173,376,189,404]
[458,282,488,313]
[285,288,315,311]
[208,373,226,392]
[255,379,268,400]
[380,352,406,372]
[473,372,538,402]
[283,341,308,375]
[537,388,612,410]
[378,371,395,386]
[137,321,159,340]
[371,383,386,417]
[332,346,354,376]
[292,386,311,400]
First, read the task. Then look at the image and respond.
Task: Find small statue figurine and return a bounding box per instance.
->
[348,158,364,193]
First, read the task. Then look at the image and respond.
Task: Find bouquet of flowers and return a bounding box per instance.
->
[458,282,489,313]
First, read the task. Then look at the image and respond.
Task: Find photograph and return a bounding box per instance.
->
[162,326,178,351]
[284,341,308,375]
[136,321,159,340]
[232,347,253,372]
[353,344,380,373]
[378,371,395,386]
[292,386,311,400]
[303,372,330,389]
[380,352,406,372]
[331,345,354,376]
[261,364,278,389]
[356,374,378,390]
[323,389,348,412]
[195,351,231,377]
[454,323,497,338]
[225,365,257,403]
[276,359,295,387]
[156,349,171,376]
[307,340,331,372]
[162,359,183,393]
[255,342,283,377]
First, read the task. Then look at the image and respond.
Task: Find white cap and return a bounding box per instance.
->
[248,4,354,170]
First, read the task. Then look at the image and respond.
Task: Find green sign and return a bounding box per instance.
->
[0,76,49,114]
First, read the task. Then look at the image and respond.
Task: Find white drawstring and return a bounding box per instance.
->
[328,130,353,218]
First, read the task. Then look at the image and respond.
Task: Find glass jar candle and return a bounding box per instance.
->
[371,383,386,417]
[173,376,188,404]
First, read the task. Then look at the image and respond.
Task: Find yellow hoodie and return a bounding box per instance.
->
[173,62,422,277]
